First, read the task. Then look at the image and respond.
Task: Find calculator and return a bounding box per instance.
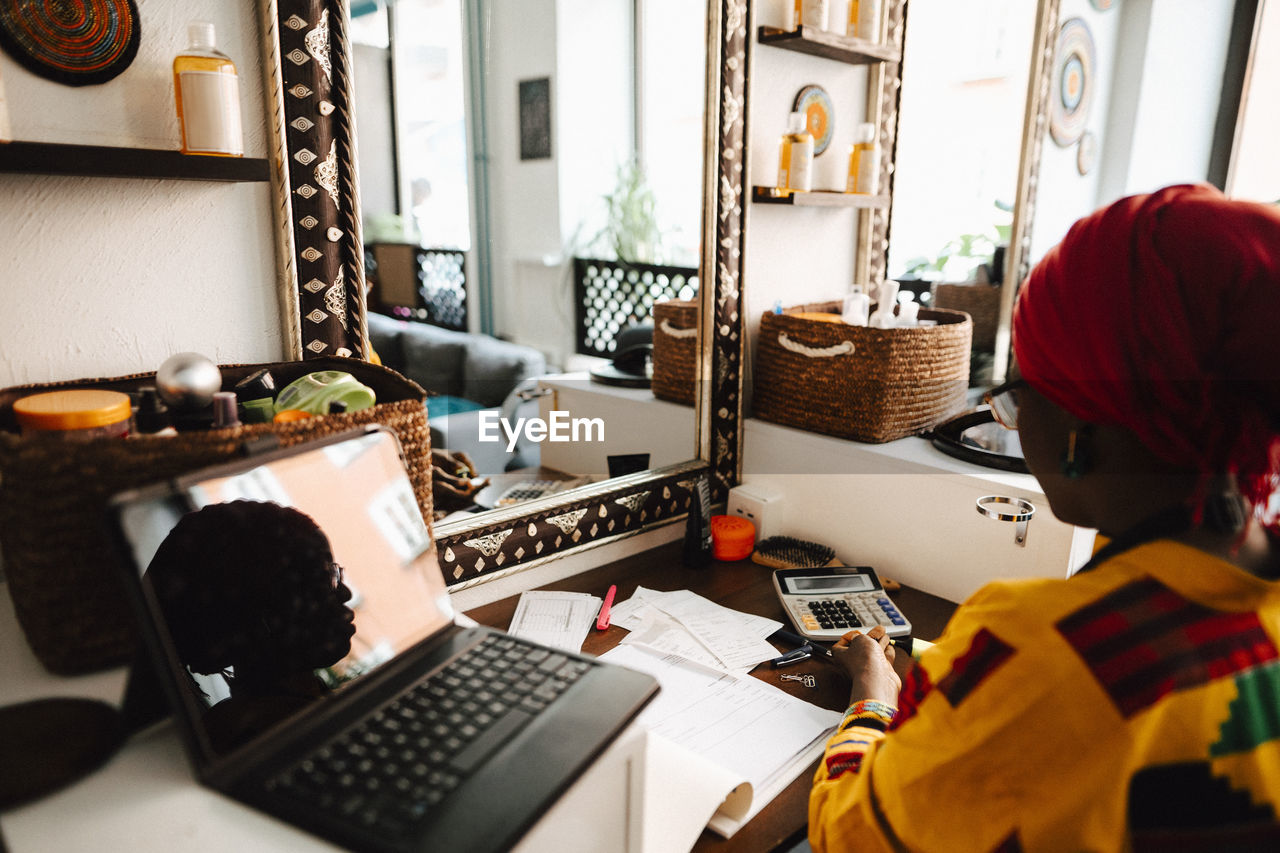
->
[771,565,912,641]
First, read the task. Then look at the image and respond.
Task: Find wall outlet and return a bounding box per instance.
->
[727,483,783,541]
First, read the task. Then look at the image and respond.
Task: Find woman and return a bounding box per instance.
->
[809,184,1280,851]
[147,500,358,752]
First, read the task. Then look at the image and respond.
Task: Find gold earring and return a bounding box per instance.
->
[1060,428,1091,479]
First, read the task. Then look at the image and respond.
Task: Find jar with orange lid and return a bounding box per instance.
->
[710,514,756,561]
[13,389,133,439]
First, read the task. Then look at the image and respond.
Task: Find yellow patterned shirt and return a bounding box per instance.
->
[809,541,1280,852]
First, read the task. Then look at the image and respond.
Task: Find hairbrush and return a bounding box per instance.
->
[751,536,836,569]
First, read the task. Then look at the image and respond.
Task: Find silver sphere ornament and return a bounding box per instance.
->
[156,352,222,411]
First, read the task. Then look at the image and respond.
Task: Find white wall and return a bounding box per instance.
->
[1030,0,1235,262]
[481,0,565,353]
[0,0,285,387]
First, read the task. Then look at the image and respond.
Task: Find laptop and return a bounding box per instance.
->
[109,425,658,852]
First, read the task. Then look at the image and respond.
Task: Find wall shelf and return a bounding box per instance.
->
[756,26,901,65]
[752,186,889,208]
[0,140,270,182]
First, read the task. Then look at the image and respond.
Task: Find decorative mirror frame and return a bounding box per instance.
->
[992,0,1061,381]
[261,0,750,588]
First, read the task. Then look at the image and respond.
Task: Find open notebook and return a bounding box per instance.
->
[109,426,657,852]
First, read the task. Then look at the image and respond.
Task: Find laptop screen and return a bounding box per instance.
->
[115,427,454,758]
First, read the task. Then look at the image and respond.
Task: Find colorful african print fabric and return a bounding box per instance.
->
[809,540,1280,852]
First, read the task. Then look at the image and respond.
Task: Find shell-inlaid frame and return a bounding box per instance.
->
[260,0,754,588]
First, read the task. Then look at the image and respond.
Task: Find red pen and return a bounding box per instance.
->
[596,584,618,631]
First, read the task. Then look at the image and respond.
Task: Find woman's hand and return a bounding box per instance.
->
[832,626,901,706]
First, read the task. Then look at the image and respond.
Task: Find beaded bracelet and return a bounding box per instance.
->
[841,699,897,730]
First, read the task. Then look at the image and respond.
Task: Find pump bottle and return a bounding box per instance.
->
[174,21,244,156]
[777,112,814,193]
[846,122,880,195]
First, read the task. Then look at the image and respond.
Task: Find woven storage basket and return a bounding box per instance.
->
[752,301,971,443]
[0,357,431,675]
[652,299,698,405]
[933,282,1000,350]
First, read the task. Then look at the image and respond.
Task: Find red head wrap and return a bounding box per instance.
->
[1012,184,1280,520]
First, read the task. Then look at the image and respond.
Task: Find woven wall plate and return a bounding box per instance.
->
[793,84,834,155]
[1049,17,1095,148]
[0,0,141,87]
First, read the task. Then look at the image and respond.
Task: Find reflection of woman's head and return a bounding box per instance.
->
[1012,184,1280,527]
[147,500,355,683]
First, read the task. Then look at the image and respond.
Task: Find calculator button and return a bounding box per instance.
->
[802,616,820,630]
[891,617,906,625]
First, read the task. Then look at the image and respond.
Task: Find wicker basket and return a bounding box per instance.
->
[0,357,431,675]
[752,301,971,443]
[933,282,1000,350]
[651,299,698,406]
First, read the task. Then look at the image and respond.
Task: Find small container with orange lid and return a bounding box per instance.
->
[13,389,133,439]
[710,514,756,561]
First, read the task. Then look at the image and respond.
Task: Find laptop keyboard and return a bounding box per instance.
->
[265,634,593,838]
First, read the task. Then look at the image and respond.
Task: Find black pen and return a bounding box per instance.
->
[769,628,928,663]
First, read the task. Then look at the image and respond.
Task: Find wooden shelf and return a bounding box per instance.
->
[752,186,889,208]
[757,26,901,65]
[0,140,270,182]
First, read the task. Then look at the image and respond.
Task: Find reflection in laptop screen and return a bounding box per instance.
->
[118,428,453,755]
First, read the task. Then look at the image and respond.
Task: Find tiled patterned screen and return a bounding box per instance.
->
[365,245,468,332]
[573,258,699,356]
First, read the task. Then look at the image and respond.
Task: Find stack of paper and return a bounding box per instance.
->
[601,644,841,843]
[506,590,602,653]
[608,586,783,673]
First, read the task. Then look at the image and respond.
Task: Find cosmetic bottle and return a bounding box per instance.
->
[795,0,829,30]
[173,21,244,156]
[869,280,900,329]
[212,392,242,429]
[847,0,883,41]
[846,122,879,195]
[842,286,871,326]
[777,112,814,193]
[134,387,179,436]
[897,300,920,327]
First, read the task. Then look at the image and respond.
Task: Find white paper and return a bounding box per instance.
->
[507,590,602,653]
[610,587,783,672]
[601,643,840,839]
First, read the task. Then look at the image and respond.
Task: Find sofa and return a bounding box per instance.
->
[365,311,547,473]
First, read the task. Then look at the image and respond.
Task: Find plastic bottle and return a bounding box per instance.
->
[777,112,814,193]
[869,280,900,329]
[842,285,871,326]
[846,122,880,195]
[847,0,883,42]
[795,0,829,31]
[173,21,244,156]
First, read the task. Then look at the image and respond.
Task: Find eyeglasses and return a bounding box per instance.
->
[983,378,1026,430]
[327,562,345,590]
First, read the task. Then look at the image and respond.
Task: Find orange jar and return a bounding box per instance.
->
[14,389,132,439]
[710,514,756,561]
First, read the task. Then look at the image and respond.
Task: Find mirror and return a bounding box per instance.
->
[263,0,752,586]
[347,0,705,508]
[887,0,1045,390]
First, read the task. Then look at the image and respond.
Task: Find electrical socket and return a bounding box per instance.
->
[727,483,783,540]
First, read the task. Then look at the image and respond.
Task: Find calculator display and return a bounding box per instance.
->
[785,575,875,594]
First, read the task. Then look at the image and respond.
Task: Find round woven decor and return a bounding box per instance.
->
[0,0,141,86]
